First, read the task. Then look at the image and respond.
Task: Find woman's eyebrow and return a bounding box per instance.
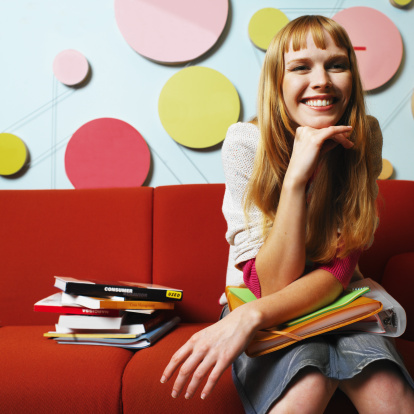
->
[326,53,349,61]
[285,57,311,66]
[285,53,349,66]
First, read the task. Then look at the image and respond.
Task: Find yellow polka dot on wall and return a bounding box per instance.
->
[378,159,394,180]
[158,67,240,148]
[248,8,289,51]
[390,0,412,8]
[0,133,28,176]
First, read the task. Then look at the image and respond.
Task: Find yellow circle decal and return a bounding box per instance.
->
[248,8,289,50]
[0,133,28,176]
[390,0,412,8]
[158,67,240,148]
[378,158,393,180]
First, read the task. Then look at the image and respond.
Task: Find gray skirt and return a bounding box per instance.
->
[221,305,414,414]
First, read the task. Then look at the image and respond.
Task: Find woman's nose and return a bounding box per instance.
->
[311,69,332,89]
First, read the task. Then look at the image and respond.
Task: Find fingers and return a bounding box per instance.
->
[329,130,354,149]
[160,334,238,399]
[317,125,353,147]
[199,360,228,399]
[160,331,220,399]
[184,354,231,400]
[181,358,217,399]
[160,342,193,384]
[296,125,353,150]
[170,345,207,398]
[160,308,257,400]
[168,340,229,399]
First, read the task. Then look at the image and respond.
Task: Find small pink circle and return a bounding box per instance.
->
[53,49,89,86]
[114,0,229,64]
[65,118,151,189]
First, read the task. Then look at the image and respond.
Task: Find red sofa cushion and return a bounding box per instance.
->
[0,326,133,414]
[153,184,228,323]
[0,188,153,326]
[122,323,245,414]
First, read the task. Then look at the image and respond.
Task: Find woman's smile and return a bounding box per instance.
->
[301,96,337,108]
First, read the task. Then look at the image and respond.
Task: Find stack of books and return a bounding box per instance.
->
[35,276,182,349]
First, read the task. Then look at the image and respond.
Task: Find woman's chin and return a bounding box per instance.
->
[301,120,338,129]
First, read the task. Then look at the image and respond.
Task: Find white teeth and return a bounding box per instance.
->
[304,99,333,107]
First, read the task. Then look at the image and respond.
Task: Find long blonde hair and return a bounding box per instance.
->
[245,15,379,263]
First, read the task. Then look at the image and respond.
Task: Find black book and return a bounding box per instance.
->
[54,276,183,302]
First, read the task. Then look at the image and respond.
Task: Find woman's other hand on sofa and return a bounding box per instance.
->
[160,304,260,400]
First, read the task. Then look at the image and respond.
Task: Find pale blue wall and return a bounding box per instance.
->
[0,0,413,189]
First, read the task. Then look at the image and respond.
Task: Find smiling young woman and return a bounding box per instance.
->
[161,15,414,414]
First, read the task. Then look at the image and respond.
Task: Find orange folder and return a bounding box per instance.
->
[225,286,383,357]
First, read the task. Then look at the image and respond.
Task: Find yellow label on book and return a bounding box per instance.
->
[166,290,182,300]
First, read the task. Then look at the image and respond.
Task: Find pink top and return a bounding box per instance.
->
[242,248,361,299]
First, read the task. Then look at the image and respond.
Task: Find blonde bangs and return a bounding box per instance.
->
[283,15,351,53]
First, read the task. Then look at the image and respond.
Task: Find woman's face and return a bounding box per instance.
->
[282,30,352,130]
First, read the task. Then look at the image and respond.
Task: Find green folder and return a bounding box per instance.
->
[227,286,370,327]
[227,287,257,303]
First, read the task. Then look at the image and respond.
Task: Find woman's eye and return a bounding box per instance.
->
[330,62,349,70]
[292,65,309,71]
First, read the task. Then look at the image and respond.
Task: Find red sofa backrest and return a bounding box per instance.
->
[359,180,414,281]
[153,184,228,323]
[1,180,413,327]
[0,188,154,326]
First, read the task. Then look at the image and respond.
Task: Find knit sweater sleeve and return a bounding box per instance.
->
[222,122,266,269]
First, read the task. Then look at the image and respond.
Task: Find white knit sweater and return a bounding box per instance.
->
[221,122,263,289]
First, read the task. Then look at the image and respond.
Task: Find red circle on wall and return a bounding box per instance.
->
[65,118,150,189]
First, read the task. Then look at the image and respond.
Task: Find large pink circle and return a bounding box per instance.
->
[53,49,89,86]
[333,7,403,91]
[65,118,151,189]
[114,0,229,64]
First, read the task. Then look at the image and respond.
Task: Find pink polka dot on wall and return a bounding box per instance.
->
[114,0,229,64]
[65,118,151,189]
[53,49,90,86]
[332,7,403,91]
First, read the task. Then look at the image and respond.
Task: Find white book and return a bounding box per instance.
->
[57,314,124,330]
[54,322,150,335]
[124,309,156,315]
[61,292,125,307]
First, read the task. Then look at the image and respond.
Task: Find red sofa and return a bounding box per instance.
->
[0,181,413,413]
